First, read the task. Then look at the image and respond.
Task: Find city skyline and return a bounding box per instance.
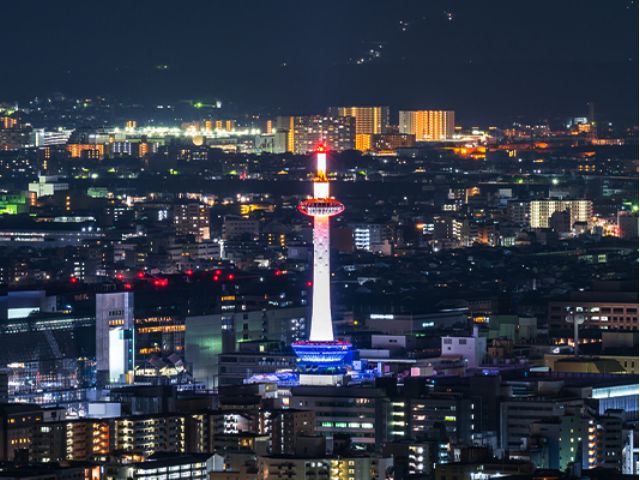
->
[0,2,637,479]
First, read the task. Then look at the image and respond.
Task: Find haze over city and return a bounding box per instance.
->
[1,1,638,124]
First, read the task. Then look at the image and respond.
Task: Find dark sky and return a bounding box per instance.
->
[1,0,638,125]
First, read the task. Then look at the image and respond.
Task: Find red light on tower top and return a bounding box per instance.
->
[315,143,327,153]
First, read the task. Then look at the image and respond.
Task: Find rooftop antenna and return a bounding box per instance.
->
[587,101,597,141]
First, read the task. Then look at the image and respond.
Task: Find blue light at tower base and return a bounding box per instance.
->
[292,340,352,367]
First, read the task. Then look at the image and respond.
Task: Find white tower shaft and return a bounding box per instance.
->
[310,152,333,341]
[310,214,334,341]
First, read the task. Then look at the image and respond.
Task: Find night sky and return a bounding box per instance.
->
[1,0,637,125]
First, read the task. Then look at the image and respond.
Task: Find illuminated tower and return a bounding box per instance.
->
[292,146,351,365]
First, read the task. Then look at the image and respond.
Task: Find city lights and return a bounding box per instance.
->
[0,3,636,478]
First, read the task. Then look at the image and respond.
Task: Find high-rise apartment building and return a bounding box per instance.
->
[399,110,455,141]
[260,409,315,455]
[276,115,355,153]
[0,404,58,461]
[328,106,389,135]
[328,107,389,152]
[529,200,593,229]
[275,116,295,152]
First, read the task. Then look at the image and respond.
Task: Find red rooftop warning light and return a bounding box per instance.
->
[315,143,327,153]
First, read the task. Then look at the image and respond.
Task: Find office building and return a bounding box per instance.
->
[290,386,389,447]
[27,175,68,198]
[365,310,468,333]
[435,458,534,480]
[222,216,260,241]
[166,240,222,268]
[500,397,584,454]
[96,292,135,386]
[548,291,638,330]
[408,394,476,444]
[31,128,73,147]
[185,307,307,388]
[217,348,297,386]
